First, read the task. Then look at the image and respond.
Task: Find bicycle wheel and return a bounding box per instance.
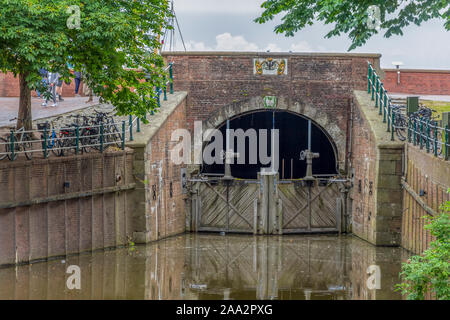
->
[0,137,8,161]
[106,122,123,149]
[433,130,443,156]
[50,140,63,157]
[395,117,407,141]
[22,134,34,160]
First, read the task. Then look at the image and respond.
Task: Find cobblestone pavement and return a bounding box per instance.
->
[0,96,100,128]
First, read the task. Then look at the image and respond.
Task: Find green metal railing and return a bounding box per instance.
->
[0,62,175,161]
[367,62,449,160]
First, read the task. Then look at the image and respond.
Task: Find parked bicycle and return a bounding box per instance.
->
[391,104,408,141]
[2,118,34,160]
[38,117,70,157]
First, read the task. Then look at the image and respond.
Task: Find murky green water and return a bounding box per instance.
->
[0,234,409,300]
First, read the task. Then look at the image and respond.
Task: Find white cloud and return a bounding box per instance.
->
[184,40,213,51]
[215,33,259,51]
[264,43,283,52]
[174,33,323,53]
[289,41,314,52]
[178,32,260,51]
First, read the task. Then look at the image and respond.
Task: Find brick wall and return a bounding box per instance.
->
[383,69,450,95]
[163,52,382,138]
[0,72,85,98]
[127,92,188,244]
[402,144,450,254]
[145,97,187,241]
[350,91,404,246]
[350,95,378,243]
[0,151,135,267]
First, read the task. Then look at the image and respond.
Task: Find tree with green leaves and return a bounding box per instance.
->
[0,0,171,130]
[255,0,450,51]
[397,189,450,300]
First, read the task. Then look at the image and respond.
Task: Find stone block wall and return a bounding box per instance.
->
[0,151,135,267]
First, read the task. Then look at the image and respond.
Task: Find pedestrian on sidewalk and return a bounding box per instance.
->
[36,68,48,98]
[42,72,59,107]
[74,71,82,97]
[55,74,64,102]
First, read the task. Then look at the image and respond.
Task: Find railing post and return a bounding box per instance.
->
[387,103,391,132]
[391,112,395,141]
[413,119,417,146]
[426,119,430,153]
[43,127,48,159]
[100,123,104,153]
[156,87,161,108]
[163,76,168,101]
[367,63,372,93]
[445,125,449,161]
[419,120,423,149]
[383,93,387,123]
[137,117,141,133]
[375,76,379,108]
[76,126,80,155]
[129,115,133,141]
[408,117,412,143]
[371,71,375,101]
[169,63,174,94]
[122,121,126,150]
[9,131,15,161]
[434,123,438,157]
[379,84,383,115]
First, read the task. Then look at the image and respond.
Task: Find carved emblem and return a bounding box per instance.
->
[254,58,288,75]
[263,96,278,109]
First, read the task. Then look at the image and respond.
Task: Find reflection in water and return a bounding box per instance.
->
[0,234,409,300]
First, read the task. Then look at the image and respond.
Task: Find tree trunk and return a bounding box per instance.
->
[17,72,32,131]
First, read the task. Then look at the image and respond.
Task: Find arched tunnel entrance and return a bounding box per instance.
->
[201,110,338,179]
[189,110,347,235]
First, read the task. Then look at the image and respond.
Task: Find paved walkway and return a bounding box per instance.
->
[0,96,100,127]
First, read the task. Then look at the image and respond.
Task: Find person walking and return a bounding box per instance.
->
[74,71,82,97]
[55,73,64,102]
[42,72,60,107]
[36,68,48,98]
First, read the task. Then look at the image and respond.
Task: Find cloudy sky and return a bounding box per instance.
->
[167,0,450,69]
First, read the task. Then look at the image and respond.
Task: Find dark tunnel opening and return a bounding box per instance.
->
[201,110,338,180]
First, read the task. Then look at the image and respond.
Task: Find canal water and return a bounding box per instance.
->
[0,234,409,300]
